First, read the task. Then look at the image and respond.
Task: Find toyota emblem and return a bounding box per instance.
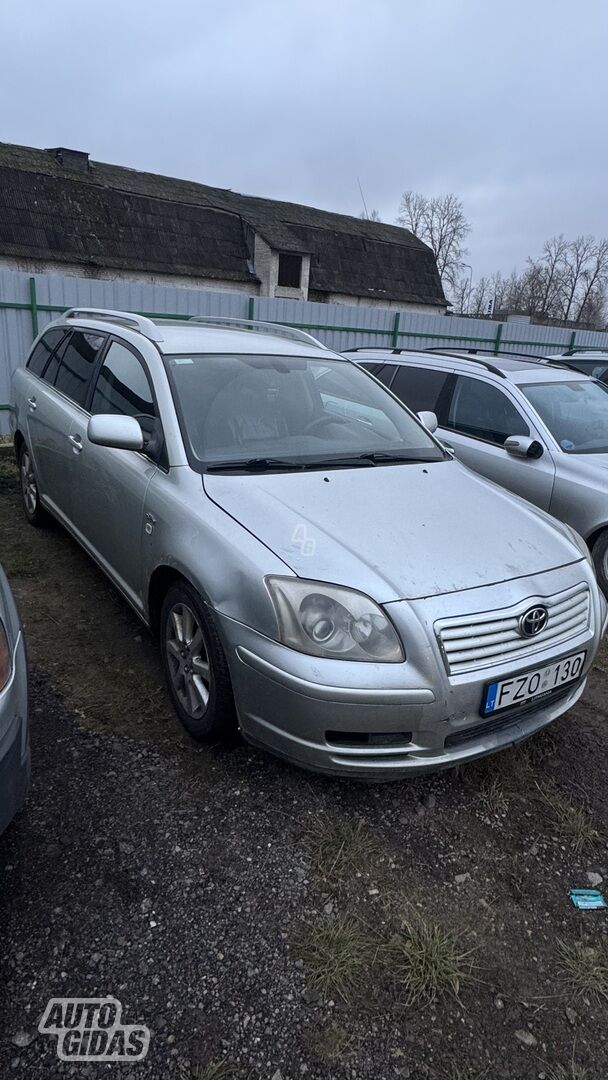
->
[518,606,549,638]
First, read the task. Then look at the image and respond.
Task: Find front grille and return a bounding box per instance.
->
[436,582,590,675]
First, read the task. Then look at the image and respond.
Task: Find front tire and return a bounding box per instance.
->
[592,529,608,597]
[160,581,236,741]
[18,444,49,527]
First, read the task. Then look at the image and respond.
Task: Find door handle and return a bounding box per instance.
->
[27,396,37,411]
[68,434,83,454]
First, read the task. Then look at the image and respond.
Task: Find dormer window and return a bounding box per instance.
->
[277,253,302,288]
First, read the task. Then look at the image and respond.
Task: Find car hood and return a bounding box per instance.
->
[203,460,582,603]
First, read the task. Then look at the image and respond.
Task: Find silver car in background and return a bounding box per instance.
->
[350,347,608,595]
[10,311,606,779]
[0,563,29,833]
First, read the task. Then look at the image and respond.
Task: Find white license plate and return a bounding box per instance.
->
[482,651,586,715]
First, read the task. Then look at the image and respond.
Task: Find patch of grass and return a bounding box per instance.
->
[465,742,533,797]
[385,918,474,1006]
[478,775,507,816]
[294,914,377,1002]
[535,782,598,852]
[0,450,17,488]
[303,815,378,882]
[178,1062,240,1080]
[557,940,608,1003]
[437,1066,489,1080]
[300,1019,354,1064]
[546,1064,589,1080]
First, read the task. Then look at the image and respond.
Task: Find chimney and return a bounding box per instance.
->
[45,147,90,173]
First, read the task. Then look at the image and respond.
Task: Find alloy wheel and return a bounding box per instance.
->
[165,602,211,719]
[21,450,38,517]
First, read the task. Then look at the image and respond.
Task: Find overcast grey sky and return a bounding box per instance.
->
[1,0,606,279]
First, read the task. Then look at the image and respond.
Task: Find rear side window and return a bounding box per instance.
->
[573,360,608,380]
[362,363,396,387]
[26,329,66,377]
[52,331,106,407]
[391,366,452,420]
[446,375,529,445]
[91,341,157,437]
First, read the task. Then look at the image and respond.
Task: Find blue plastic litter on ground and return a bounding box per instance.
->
[569,889,607,910]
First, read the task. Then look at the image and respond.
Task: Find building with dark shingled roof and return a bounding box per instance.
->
[0,142,447,312]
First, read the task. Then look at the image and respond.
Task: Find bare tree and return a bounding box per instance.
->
[358,209,382,222]
[536,235,569,315]
[473,235,608,328]
[397,191,471,291]
[568,237,608,323]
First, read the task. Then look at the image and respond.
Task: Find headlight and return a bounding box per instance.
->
[265,577,404,662]
[0,619,12,691]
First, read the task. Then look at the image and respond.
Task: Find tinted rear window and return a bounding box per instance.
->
[361,363,396,386]
[52,331,106,407]
[391,365,452,419]
[26,329,66,377]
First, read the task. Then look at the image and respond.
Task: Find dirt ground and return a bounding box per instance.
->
[0,447,607,1080]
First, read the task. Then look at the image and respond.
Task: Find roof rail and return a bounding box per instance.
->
[63,308,164,343]
[189,315,329,349]
[425,346,550,361]
[343,346,409,355]
[423,345,573,373]
[559,346,608,357]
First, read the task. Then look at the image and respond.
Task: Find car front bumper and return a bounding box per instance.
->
[219,563,607,780]
[0,630,30,833]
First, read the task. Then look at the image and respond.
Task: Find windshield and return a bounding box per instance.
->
[165,353,446,470]
[521,379,608,454]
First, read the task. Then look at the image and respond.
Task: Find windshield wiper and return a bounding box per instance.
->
[206,457,304,473]
[206,451,443,473]
[356,451,442,464]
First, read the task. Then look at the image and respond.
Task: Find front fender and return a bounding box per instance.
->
[143,468,293,639]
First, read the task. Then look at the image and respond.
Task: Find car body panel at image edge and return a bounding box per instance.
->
[0,563,30,834]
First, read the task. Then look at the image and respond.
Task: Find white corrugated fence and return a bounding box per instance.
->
[3,267,608,434]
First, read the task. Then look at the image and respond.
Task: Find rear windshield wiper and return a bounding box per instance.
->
[206,457,304,473]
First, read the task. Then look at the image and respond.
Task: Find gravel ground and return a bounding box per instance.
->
[1,452,608,1079]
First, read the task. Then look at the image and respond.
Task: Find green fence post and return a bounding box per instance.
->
[28,276,39,338]
[391,311,401,348]
[247,296,255,322]
[494,322,503,354]
[567,330,577,355]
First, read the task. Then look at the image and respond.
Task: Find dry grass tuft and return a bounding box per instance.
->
[300,1019,354,1064]
[437,1066,489,1080]
[557,940,608,1003]
[535,782,598,852]
[385,917,474,1006]
[294,914,377,1002]
[478,775,507,816]
[178,1062,240,1080]
[545,1044,590,1080]
[303,815,378,882]
[546,1065,589,1080]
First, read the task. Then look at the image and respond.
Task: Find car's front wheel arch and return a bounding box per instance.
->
[158,578,237,741]
[588,525,608,597]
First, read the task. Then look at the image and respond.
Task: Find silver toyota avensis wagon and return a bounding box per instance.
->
[11,310,607,779]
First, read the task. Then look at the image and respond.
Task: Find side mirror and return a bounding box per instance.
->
[87,414,144,451]
[418,410,438,434]
[504,435,544,460]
